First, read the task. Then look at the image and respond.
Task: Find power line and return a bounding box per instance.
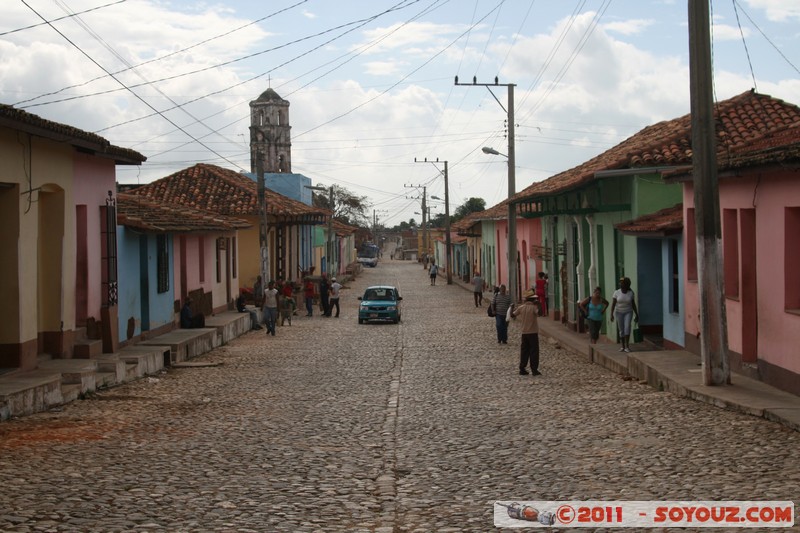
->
[19,0,245,170]
[0,0,126,37]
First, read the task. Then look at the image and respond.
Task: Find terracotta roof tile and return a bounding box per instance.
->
[514,90,800,200]
[0,104,146,164]
[117,193,251,233]
[126,163,326,222]
[615,204,683,236]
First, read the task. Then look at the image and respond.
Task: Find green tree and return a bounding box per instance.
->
[452,197,486,223]
[311,184,370,227]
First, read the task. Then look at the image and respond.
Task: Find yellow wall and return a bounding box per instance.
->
[0,129,75,345]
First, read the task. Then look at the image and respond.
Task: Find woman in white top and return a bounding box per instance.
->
[610,277,639,353]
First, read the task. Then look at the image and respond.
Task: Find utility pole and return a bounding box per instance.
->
[416,157,453,284]
[256,153,269,284]
[456,76,517,299]
[306,185,334,276]
[327,185,335,276]
[688,0,730,385]
[404,184,428,262]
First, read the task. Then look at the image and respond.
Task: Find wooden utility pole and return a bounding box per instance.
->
[256,153,269,285]
[455,77,517,299]
[414,158,453,284]
[688,0,730,385]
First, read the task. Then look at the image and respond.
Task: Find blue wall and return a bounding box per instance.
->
[636,238,663,327]
[117,228,176,339]
[661,235,685,347]
[242,172,312,204]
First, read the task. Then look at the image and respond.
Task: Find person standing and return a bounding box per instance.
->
[472,272,484,307]
[492,284,513,344]
[236,291,262,330]
[429,262,438,286]
[512,290,541,375]
[329,277,342,317]
[610,277,639,352]
[319,273,331,317]
[535,272,548,316]
[253,275,263,308]
[180,297,205,329]
[262,281,279,336]
[303,277,315,317]
[579,287,609,345]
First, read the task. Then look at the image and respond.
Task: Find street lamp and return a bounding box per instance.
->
[481,146,505,157]
[305,185,335,277]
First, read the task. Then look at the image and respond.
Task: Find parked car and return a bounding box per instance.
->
[358,285,402,324]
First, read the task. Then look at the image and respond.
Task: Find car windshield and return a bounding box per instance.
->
[364,288,395,301]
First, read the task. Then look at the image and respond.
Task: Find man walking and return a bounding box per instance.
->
[263,280,279,336]
[329,277,342,317]
[511,289,541,375]
[319,273,331,317]
[471,271,484,307]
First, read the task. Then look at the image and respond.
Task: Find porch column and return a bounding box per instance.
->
[573,215,585,305]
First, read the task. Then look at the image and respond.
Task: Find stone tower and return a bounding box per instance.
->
[249,88,291,173]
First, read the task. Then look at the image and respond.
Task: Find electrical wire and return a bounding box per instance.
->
[0,0,126,37]
[13,0,309,107]
[19,0,245,170]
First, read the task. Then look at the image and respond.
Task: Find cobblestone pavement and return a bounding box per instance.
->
[1,260,799,532]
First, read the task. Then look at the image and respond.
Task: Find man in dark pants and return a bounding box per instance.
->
[319,273,331,317]
[511,289,541,375]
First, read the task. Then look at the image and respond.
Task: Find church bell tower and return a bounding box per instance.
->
[249,88,292,173]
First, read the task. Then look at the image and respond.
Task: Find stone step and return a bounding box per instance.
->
[95,371,117,388]
[74,339,103,358]
[0,370,63,420]
[60,383,82,404]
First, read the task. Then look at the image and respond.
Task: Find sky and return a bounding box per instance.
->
[2,0,800,227]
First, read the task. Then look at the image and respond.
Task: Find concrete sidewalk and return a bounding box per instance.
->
[457,277,800,432]
[536,318,800,432]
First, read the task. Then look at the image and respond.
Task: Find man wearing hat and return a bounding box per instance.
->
[511,289,541,375]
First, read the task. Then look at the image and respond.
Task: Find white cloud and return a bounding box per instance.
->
[744,0,800,22]
[602,19,655,36]
[713,23,751,41]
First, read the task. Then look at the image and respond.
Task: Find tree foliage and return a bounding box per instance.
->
[453,197,486,222]
[311,184,370,227]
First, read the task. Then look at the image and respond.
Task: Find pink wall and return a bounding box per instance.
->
[683,171,800,376]
[493,216,543,293]
[72,154,116,321]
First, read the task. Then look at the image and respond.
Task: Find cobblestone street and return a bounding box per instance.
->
[1,260,798,532]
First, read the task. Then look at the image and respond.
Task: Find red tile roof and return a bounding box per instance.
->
[126,163,327,223]
[117,193,251,233]
[615,204,683,236]
[514,90,800,201]
[0,104,145,164]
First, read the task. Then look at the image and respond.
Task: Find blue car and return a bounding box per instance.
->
[358,285,402,324]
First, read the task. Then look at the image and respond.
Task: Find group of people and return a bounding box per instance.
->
[483,272,640,376]
[230,274,345,337]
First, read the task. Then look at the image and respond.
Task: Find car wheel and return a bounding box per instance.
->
[358,318,364,324]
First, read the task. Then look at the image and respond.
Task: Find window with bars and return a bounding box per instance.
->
[100,202,118,306]
[157,234,169,293]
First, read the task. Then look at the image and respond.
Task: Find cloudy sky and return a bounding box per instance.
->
[3,0,799,225]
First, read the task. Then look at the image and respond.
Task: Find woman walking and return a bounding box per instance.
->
[610,277,639,352]
[579,287,609,345]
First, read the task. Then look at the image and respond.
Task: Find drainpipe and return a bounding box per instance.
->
[586,214,597,291]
